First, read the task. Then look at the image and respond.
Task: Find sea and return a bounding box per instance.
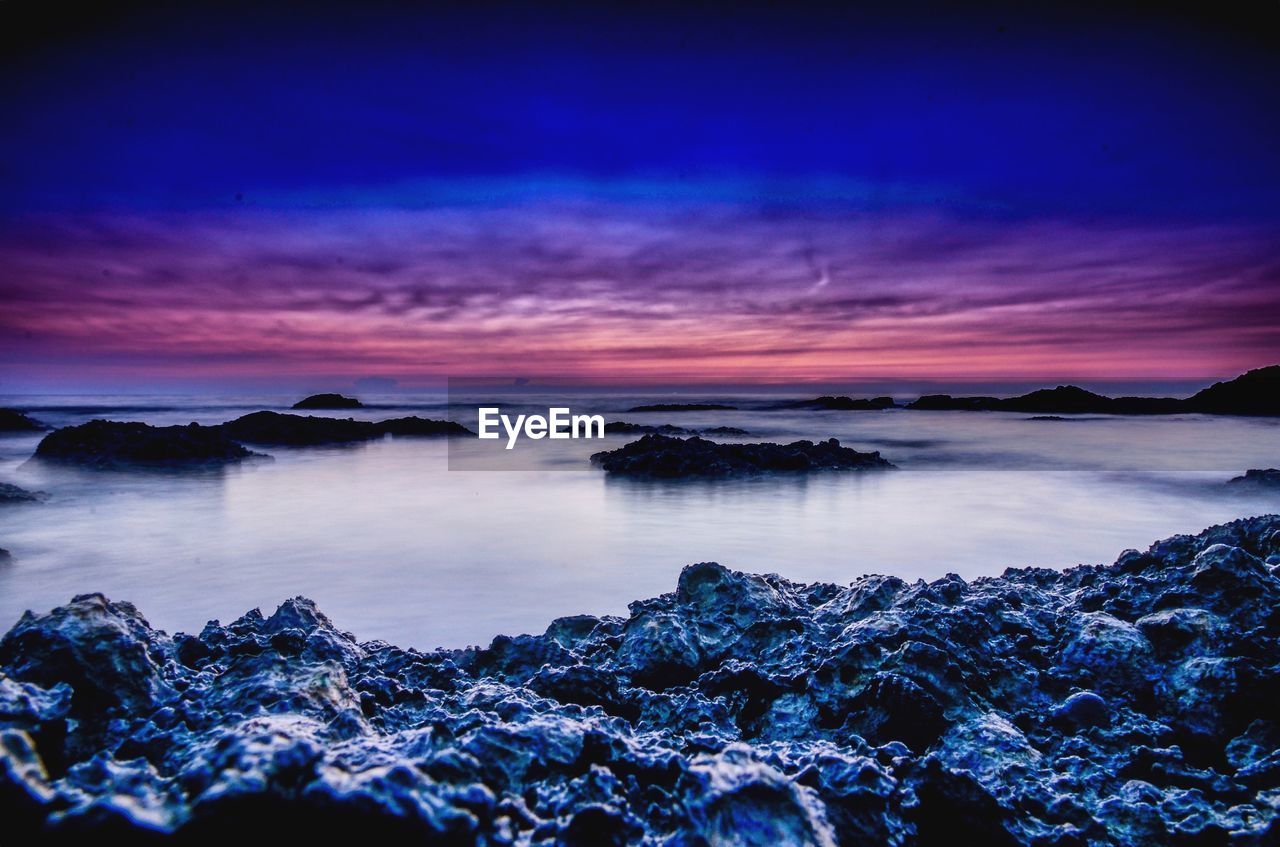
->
[1,392,1278,648]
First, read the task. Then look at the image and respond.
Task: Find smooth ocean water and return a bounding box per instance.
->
[1,393,1278,648]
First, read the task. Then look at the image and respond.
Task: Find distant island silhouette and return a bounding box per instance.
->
[784,365,1280,416]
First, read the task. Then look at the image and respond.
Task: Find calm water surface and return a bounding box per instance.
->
[1,394,1277,648]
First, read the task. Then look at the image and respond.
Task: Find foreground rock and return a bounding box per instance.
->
[292,393,363,409]
[0,483,45,504]
[1229,468,1280,489]
[3,516,1280,842]
[32,421,261,469]
[591,434,894,477]
[906,365,1280,416]
[0,409,46,432]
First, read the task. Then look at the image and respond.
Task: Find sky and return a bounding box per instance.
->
[2,1,1278,392]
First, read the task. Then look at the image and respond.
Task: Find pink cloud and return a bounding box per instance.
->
[1,201,1277,386]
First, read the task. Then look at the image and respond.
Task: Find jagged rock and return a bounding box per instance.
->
[0,483,45,504]
[33,421,261,469]
[0,409,46,432]
[591,435,894,478]
[292,394,363,410]
[3,517,1280,842]
[1229,469,1280,489]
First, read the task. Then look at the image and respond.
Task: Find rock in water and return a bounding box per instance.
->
[3,515,1280,843]
[292,394,363,409]
[32,421,260,469]
[219,411,381,445]
[591,434,894,477]
[0,483,45,504]
[0,409,46,432]
[374,417,474,437]
[1228,469,1280,489]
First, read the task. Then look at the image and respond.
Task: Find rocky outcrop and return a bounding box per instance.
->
[591,434,894,478]
[2,516,1280,842]
[292,394,363,410]
[32,421,261,469]
[373,417,474,437]
[0,409,46,432]
[220,412,470,445]
[1187,366,1280,415]
[626,403,738,412]
[219,412,380,446]
[1229,469,1280,489]
[0,483,45,504]
[905,365,1280,416]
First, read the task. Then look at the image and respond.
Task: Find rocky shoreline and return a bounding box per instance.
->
[2,516,1278,843]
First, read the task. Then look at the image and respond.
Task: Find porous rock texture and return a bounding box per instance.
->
[592,435,894,478]
[2,516,1280,844]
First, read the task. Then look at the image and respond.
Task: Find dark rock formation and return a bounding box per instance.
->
[1228,469,1280,489]
[905,366,1280,416]
[374,417,474,437]
[220,412,381,446]
[3,516,1280,842]
[1187,366,1280,415]
[626,403,738,412]
[221,412,470,444]
[0,483,45,504]
[292,394,363,410]
[699,426,751,437]
[0,548,9,562]
[774,395,897,410]
[591,434,894,478]
[0,409,46,432]
[32,421,261,469]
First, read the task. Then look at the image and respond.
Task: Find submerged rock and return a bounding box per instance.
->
[0,483,45,504]
[292,394,363,410]
[3,516,1280,843]
[32,421,261,469]
[0,409,46,432]
[591,434,894,478]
